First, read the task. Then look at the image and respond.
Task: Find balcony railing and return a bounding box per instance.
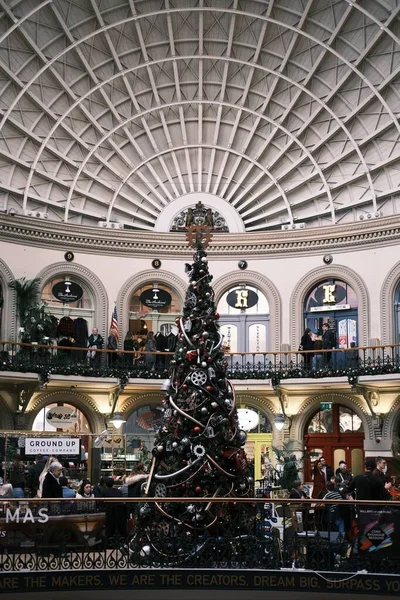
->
[0,340,399,385]
[0,497,399,592]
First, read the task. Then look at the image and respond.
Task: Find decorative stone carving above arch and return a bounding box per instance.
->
[117,270,187,342]
[382,395,400,442]
[0,257,16,341]
[119,391,164,418]
[25,389,105,434]
[213,270,281,351]
[381,260,400,345]
[36,262,108,339]
[0,394,15,429]
[290,265,369,351]
[292,392,373,442]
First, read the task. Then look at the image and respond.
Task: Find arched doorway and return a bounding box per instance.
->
[217,285,270,358]
[304,403,364,480]
[30,401,92,488]
[237,403,273,487]
[304,279,358,352]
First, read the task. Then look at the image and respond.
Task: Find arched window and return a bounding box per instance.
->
[32,402,91,433]
[0,281,3,338]
[129,284,181,336]
[217,285,269,354]
[41,276,95,342]
[395,280,400,344]
[304,403,364,478]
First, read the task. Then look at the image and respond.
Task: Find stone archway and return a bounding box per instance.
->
[25,389,105,434]
[0,257,17,341]
[117,270,187,342]
[381,260,400,344]
[213,271,282,351]
[0,394,15,430]
[36,262,108,340]
[290,264,370,350]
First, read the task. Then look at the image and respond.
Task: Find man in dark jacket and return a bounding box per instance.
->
[345,458,390,501]
[335,461,353,489]
[27,454,45,498]
[373,457,392,492]
[42,462,63,498]
[322,323,336,365]
[102,478,127,545]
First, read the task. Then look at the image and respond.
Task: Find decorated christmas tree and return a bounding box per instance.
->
[135,204,255,564]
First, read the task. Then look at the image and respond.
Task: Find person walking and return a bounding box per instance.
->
[299,328,314,369]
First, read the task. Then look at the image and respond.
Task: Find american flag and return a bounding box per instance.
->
[110,305,119,341]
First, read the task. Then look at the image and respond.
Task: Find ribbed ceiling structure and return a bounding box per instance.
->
[0,0,399,232]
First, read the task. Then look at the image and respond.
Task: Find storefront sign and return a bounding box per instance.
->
[226,289,258,310]
[0,569,393,594]
[139,288,172,310]
[310,304,350,312]
[45,407,78,429]
[314,284,346,305]
[52,281,83,303]
[25,437,80,455]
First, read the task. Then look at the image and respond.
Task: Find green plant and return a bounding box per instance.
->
[272,440,318,491]
[9,277,40,322]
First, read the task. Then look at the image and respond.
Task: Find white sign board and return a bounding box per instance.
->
[45,406,78,429]
[25,437,80,455]
[310,304,350,312]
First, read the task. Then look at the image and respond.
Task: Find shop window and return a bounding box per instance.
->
[304,279,358,351]
[217,286,269,354]
[129,284,181,336]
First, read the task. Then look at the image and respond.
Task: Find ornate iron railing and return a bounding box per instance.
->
[0,497,399,575]
[0,340,399,385]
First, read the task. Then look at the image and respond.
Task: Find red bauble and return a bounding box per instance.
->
[195,486,202,494]
[206,385,213,392]
[207,357,213,363]
[193,426,201,434]
[214,313,220,319]
[175,317,181,325]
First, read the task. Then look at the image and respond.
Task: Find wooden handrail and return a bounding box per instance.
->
[0,340,399,355]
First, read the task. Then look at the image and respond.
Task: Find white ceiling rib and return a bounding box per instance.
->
[0,0,397,230]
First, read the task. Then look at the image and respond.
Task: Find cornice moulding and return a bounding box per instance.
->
[0,214,399,258]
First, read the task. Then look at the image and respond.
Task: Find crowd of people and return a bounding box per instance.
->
[289,456,396,536]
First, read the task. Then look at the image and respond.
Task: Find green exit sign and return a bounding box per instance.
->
[320,402,332,411]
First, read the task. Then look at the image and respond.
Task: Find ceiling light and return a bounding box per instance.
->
[108,412,126,429]
[274,414,285,431]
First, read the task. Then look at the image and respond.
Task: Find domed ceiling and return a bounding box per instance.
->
[0,0,399,232]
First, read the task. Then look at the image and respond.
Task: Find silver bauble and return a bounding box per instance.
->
[201,257,208,263]
[140,545,151,557]
[172,441,178,448]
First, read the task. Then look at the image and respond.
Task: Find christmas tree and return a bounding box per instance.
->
[135,205,255,564]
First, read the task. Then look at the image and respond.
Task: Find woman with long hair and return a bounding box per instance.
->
[37,456,57,498]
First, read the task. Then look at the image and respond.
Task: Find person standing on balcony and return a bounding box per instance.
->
[144,331,157,370]
[87,327,104,366]
[299,328,314,369]
[322,323,336,366]
[123,331,135,366]
[107,328,118,366]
